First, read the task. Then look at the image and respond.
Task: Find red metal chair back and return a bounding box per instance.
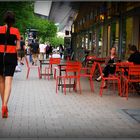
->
[128,65,140,78]
[118,62,134,66]
[49,58,61,65]
[116,62,134,72]
[86,56,96,60]
[66,61,82,74]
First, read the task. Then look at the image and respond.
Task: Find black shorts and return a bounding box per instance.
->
[0,64,16,77]
[0,53,17,77]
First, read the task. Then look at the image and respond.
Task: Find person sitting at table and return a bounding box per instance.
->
[96,47,119,88]
[127,44,140,94]
[128,44,140,64]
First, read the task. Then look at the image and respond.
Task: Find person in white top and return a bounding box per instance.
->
[39,43,46,60]
[49,51,61,58]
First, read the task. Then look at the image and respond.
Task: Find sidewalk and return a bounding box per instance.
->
[0,65,140,138]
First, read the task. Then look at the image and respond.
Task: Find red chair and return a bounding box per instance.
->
[93,57,106,78]
[80,62,96,92]
[45,58,61,80]
[56,61,82,95]
[99,62,121,97]
[115,62,134,95]
[25,56,40,79]
[123,65,140,100]
[54,58,71,80]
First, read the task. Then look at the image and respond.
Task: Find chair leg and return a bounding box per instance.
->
[118,79,121,96]
[122,78,126,97]
[26,68,30,79]
[69,78,71,92]
[64,78,66,95]
[78,78,82,94]
[48,69,50,80]
[113,80,115,91]
[54,69,56,79]
[38,67,41,79]
[74,79,77,92]
[56,77,58,94]
[90,77,94,92]
[44,68,47,79]
[99,80,104,97]
[126,81,128,100]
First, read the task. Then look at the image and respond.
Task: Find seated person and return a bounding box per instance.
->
[128,45,140,64]
[128,45,140,94]
[96,47,119,88]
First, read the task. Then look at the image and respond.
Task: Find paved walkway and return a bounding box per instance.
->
[0,63,140,139]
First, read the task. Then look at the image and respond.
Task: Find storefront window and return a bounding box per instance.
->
[89,30,92,51]
[90,11,93,20]
[107,25,111,55]
[110,20,119,52]
[92,29,97,54]
[85,33,89,49]
[98,26,103,57]
[121,17,126,59]
[82,34,85,48]
[125,17,133,59]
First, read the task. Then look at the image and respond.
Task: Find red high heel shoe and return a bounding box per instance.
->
[2,106,8,118]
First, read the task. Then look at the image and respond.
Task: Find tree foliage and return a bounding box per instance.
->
[0,2,57,39]
[46,37,64,47]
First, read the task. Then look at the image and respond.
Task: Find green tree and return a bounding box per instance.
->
[47,37,64,47]
[0,2,57,38]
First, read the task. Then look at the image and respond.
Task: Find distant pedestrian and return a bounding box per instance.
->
[0,11,20,118]
[46,44,50,59]
[59,44,64,59]
[39,42,46,60]
[17,36,25,65]
[30,39,39,65]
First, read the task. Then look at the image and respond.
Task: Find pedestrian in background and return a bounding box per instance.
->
[0,11,20,118]
[46,44,50,59]
[17,36,25,65]
[16,36,25,72]
[59,44,64,59]
[30,39,39,65]
[39,41,46,60]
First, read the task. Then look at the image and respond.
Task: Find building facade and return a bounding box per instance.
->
[71,2,140,60]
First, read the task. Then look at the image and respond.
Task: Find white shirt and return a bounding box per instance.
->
[39,44,46,53]
[49,53,61,58]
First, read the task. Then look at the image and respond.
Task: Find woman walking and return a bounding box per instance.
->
[0,11,20,118]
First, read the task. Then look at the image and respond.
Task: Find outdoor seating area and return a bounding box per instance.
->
[0,64,140,138]
[25,55,140,100]
[0,1,140,138]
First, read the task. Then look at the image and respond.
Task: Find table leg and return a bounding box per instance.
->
[58,65,61,90]
[40,61,42,79]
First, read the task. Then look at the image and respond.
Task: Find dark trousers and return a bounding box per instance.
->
[103,65,116,77]
[60,53,63,58]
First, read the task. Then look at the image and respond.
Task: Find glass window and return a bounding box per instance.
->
[92,29,97,54]
[90,11,93,20]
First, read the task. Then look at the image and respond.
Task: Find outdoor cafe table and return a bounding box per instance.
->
[39,59,53,79]
[57,61,77,91]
